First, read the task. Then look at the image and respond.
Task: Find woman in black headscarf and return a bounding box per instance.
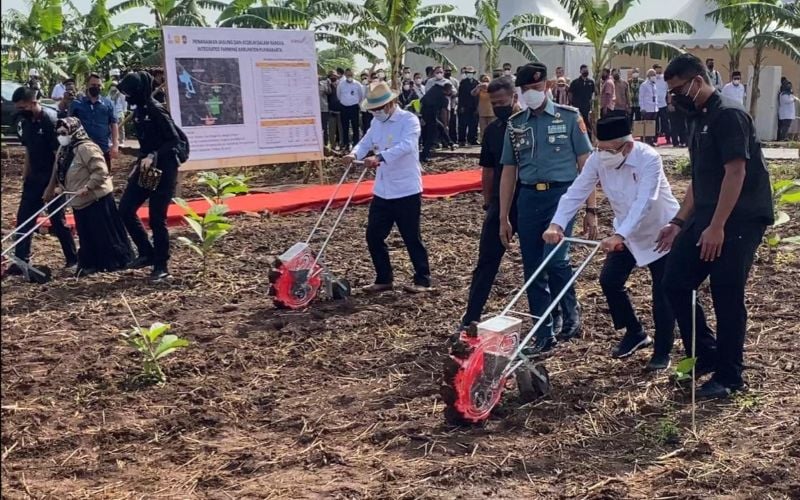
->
[117,71,184,283]
[45,117,133,276]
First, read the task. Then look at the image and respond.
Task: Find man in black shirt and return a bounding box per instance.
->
[9,87,77,271]
[568,64,595,138]
[459,77,518,328]
[420,82,453,162]
[457,66,479,146]
[656,54,774,399]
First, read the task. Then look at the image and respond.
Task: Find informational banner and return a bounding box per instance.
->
[162,26,324,171]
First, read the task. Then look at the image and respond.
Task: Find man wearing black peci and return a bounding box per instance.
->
[656,54,774,399]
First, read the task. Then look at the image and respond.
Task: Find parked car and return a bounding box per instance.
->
[2,79,59,140]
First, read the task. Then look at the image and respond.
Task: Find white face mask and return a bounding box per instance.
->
[733,79,741,86]
[632,72,639,78]
[415,78,422,84]
[522,89,546,109]
[649,76,657,83]
[57,135,71,147]
[371,107,391,122]
[598,150,626,169]
[403,85,411,91]
[346,77,353,82]
[377,72,385,79]
[434,73,444,80]
[504,70,511,76]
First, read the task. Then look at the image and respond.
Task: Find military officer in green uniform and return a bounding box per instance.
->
[498,62,597,353]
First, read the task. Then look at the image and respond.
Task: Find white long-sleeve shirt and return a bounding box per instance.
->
[639,80,659,113]
[551,141,680,267]
[655,75,668,108]
[336,79,364,107]
[351,107,422,199]
[721,82,745,105]
[779,93,797,120]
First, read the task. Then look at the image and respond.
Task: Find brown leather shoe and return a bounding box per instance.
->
[402,283,435,294]
[362,283,393,294]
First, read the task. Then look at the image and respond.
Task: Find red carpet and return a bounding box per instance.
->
[43,168,483,229]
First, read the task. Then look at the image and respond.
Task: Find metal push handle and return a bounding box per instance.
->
[305,160,365,244]
[499,237,601,380]
[310,161,369,272]
[1,192,77,258]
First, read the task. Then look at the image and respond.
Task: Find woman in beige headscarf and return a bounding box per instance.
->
[46,117,133,276]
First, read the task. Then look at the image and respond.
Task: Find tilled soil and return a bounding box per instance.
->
[2,148,799,499]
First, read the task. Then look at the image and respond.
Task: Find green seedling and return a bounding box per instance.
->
[120,322,189,384]
[767,179,800,248]
[197,171,249,204]
[673,356,697,382]
[174,196,232,276]
[674,157,691,176]
[654,416,680,446]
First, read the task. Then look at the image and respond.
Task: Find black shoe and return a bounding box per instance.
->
[696,379,741,399]
[75,267,98,277]
[557,309,582,342]
[612,330,653,358]
[5,263,25,276]
[150,266,171,283]
[644,353,671,372]
[458,142,466,147]
[552,311,564,337]
[64,259,78,269]
[130,255,154,269]
[522,336,557,356]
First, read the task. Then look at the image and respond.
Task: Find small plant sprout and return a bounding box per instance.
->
[174,197,232,276]
[767,179,800,248]
[197,172,249,205]
[119,295,189,385]
[673,357,697,382]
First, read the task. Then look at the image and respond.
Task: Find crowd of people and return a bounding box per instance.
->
[343,53,773,400]
[8,68,185,283]
[319,57,798,158]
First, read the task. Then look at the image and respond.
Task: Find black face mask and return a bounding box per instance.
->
[444,72,452,78]
[87,86,101,98]
[707,63,714,70]
[613,74,620,81]
[18,109,34,119]
[492,105,513,121]
[581,71,589,78]
[672,94,699,116]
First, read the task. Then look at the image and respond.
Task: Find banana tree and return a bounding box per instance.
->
[109,0,226,27]
[217,0,369,63]
[706,0,800,120]
[1,0,68,83]
[328,0,477,88]
[559,0,695,127]
[470,0,573,73]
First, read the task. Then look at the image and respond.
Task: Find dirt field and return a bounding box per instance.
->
[2,147,799,499]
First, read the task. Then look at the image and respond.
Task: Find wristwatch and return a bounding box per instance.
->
[375,153,385,163]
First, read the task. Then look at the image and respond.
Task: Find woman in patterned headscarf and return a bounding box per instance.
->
[45,117,133,276]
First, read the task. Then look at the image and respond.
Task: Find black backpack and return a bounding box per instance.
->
[148,101,190,164]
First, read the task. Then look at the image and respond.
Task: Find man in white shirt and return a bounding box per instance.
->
[344,82,433,294]
[336,68,365,150]
[721,71,746,106]
[653,64,670,143]
[638,69,660,146]
[543,116,680,371]
[51,79,66,100]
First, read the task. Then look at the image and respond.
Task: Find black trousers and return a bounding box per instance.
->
[448,109,458,143]
[668,110,687,146]
[103,150,112,173]
[663,222,766,388]
[631,106,641,122]
[340,104,360,148]
[457,110,478,144]
[657,106,671,141]
[366,194,431,287]
[600,248,675,356]
[462,201,517,325]
[578,107,592,140]
[778,119,792,141]
[361,112,373,135]
[119,173,176,267]
[642,111,658,145]
[14,181,77,264]
[321,111,329,147]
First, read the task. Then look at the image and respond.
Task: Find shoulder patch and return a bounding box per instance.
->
[509,108,526,121]
[577,114,588,134]
[553,103,579,113]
